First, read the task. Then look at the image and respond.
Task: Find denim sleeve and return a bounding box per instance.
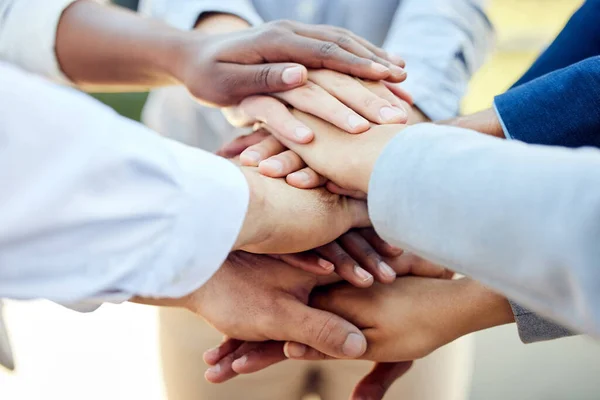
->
[494,56,600,148]
[509,301,575,343]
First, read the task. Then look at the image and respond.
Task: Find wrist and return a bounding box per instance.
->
[194,12,251,33]
[355,125,405,193]
[232,167,267,251]
[453,278,515,337]
[439,108,505,139]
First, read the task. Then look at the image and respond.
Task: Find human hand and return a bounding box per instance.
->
[175,19,406,108]
[253,110,404,193]
[223,69,412,144]
[205,277,514,393]
[233,166,370,254]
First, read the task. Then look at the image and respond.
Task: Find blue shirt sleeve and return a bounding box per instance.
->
[494,56,600,148]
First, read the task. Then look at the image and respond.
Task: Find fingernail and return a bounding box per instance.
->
[371,62,390,74]
[282,66,304,85]
[284,342,307,358]
[379,106,406,122]
[289,170,310,183]
[295,126,312,141]
[260,159,283,174]
[233,355,247,368]
[389,54,405,66]
[354,265,373,282]
[348,114,368,130]
[241,150,261,165]
[343,333,366,358]
[207,363,221,374]
[378,261,396,278]
[318,258,335,272]
[204,346,219,360]
[392,65,407,77]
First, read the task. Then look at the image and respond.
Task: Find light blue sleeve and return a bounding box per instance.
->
[383,0,494,120]
[369,123,600,338]
[138,0,264,29]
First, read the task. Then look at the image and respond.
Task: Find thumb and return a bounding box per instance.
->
[275,299,366,359]
[222,63,308,102]
[351,362,413,400]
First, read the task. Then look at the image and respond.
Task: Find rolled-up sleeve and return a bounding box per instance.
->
[0,0,79,83]
[383,0,494,120]
[0,62,248,307]
[138,0,264,29]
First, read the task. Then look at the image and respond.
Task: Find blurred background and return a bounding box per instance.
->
[1,0,600,399]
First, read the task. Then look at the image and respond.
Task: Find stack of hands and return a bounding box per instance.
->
[121,11,513,400]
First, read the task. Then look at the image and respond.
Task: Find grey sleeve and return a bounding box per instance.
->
[510,301,575,343]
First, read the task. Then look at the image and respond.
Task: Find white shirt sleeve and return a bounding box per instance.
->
[138,0,264,29]
[0,62,249,307]
[0,0,80,83]
[368,123,600,338]
[383,0,494,120]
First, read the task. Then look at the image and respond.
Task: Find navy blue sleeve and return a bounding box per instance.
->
[512,0,600,88]
[494,56,600,147]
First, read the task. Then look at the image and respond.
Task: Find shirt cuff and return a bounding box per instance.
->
[145,1,264,30]
[129,139,249,299]
[0,0,75,84]
[493,101,513,139]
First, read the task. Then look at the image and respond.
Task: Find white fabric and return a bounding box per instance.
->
[0,0,77,83]
[0,62,249,307]
[369,123,600,337]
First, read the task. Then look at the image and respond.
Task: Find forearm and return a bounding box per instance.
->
[439,107,505,138]
[56,0,190,91]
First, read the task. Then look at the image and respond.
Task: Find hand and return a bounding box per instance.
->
[175,20,407,108]
[134,252,368,382]
[256,110,404,193]
[233,166,369,254]
[223,69,412,144]
[205,278,514,395]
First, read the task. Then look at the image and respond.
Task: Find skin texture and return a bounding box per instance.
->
[133,252,368,367]
[55,1,405,112]
[232,167,369,254]
[204,277,515,399]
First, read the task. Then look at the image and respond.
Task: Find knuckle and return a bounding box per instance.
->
[314,314,344,347]
[335,34,353,47]
[254,66,275,90]
[317,42,341,58]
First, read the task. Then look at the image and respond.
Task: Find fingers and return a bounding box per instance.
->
[338,231,397,284]
[258,150,305,178]
[275,252,335,275]
[205,341,265,383]
[286,167,328,189]
[351,362,414,400]
[316,241,374,288]
[326,181,368,200]
[232,342,287,375]
[291,24,406,82]
[383,81,414,105]
[357,80,411,123]
[215,129,270,158]
[358,228,403,257]
[240,136,286,166]
[274,298,367,359]
[273,81,370,133]
[217,63,311,103]
[231,96,315,143]
[203,337,243,366]
[308,70,406,125]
